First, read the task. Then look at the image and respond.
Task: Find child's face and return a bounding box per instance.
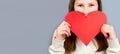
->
[74,0,98,16]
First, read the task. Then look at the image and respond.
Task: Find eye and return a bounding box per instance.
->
[78,4,84,7]
[89,4,94,7]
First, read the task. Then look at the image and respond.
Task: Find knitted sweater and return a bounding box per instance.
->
[49,31,120,54]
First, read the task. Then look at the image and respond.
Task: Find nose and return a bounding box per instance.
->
[83,7,89,16]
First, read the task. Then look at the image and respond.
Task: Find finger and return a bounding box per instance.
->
[61,28,70,37]
[63,21,71,27]
[101,30,108,38]
[58,21,66,27]
[106,33,110,38]
[63,25,71,36]
[60,30,70,37]
[58,25,71,36]
[101,24,108,38]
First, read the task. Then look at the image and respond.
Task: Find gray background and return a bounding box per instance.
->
[0,0,120,54]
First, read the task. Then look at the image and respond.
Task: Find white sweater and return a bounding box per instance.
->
[49,31,120,54]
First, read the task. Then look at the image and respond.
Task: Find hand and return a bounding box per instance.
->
[101,24,117,40]
[55,21,71,40]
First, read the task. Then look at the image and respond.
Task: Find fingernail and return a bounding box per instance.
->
[69,33,71,36]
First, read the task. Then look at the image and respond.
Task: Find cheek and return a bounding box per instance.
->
[74,6,83,12]
[89,7,98,12]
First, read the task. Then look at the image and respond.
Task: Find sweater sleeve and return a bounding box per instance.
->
[106,38,120,54]
[49,30,65,54]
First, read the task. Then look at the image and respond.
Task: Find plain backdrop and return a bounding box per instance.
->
[0,0,120,54]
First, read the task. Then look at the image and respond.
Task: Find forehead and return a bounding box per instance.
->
[75,0,97,4]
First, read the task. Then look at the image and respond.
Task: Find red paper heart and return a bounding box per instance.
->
[65,11,107,46]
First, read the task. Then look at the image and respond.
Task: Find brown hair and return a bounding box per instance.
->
[64,0,108,54]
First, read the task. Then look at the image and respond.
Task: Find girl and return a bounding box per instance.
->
[49,0,120,54]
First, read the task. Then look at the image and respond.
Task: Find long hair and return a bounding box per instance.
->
[64,0,108,54]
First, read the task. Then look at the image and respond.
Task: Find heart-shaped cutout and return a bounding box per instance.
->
[65,11,107,46]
